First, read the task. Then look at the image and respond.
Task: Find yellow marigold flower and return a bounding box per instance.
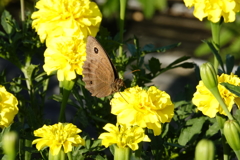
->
[32,123,85,155]
[193,73,240,118]
[110,86,174,136]
[183,0,240,23]
[0,85,18,128]
[31,0,102,42]
[43,36,86,81]
[98,123,150,151]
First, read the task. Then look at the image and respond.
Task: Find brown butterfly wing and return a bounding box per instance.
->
[82,36,120,98]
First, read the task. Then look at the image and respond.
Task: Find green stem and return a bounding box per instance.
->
[114,145,131,160]
[67,152,73,160]
[221,135,229,160]
[24,139,32,160]
[211,21,221,73]
[118,0,127,57]
[21,55,32,94]
[20,0,25,22]
[58,80,75,122]
[209,87,233,120]
[49,148,65,160]
[19,139,24,159]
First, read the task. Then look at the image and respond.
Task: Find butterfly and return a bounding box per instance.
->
[82,36,124,98]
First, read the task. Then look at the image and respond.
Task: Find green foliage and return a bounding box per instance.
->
[3,3,240,159]
[99,0,167,19]
[195,15,240,61]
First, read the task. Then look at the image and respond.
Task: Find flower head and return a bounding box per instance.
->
[110,86,174,136]
[98,123,150,151]
[200,63,218,90]
[43,36,86,81]
[193,73,240,118]
[31,0,102,42]
[0,85,18,128]
[183,0,240,23]
[32,123,85,155]
[224,120,240,151]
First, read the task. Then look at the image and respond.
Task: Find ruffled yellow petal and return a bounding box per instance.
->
[32,123,85,155]
[43,36,86,81]
[99,123,150,151]
[183,0,240,23]
[31,0,102,42]
[0,85,18,128]
[193,73,240,118]
[111,86,174,136]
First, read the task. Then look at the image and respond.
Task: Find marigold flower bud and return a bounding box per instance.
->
[2,131,18,160]
[224,120,240,151]
[200,63,218,90]
[195,139,215,160]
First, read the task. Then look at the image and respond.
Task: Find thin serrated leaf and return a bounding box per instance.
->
[235,66,240,77]
[234,110,240,124]
[142,44,155,51]
[167,56,191,68]
[127,43,136,56]
[178,117,206,146]
[220,82,240,97]
[91,139,102,148]
[203,40,225,72]
[205,120,219,137]
[26,64,39,80]
[95,155,107,160]
[85,139,91,149]
[0,31,6,37]
[226,54,234,74]
[148,57,161,75]
[142,42,181,54]
[1,10,13,35]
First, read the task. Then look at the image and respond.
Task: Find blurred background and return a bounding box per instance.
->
[1,0,240,120]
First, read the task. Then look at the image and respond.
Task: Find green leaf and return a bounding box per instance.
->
[167,56,191,67]
[85,139,91,149]
[91,139,102,148]
[226,54,234,74]
[25,64,39,80]
[101,0,119,18]
[233,110,240,125]
[235,66,240,77]
[220,82,240,97]
[142,42,181,54]
[127,43,137,56]
[148,57,161,75]
[138,0,156,19]
[203,40,225,72]
[0,31,6,37]
[205,120,219,137]
[178,117,206,146]
[1,10,13,35]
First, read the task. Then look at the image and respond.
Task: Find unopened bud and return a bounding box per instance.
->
[224,120,240,151]
[195,139,215,160]
[200,63,218,90]
[2,131,18,160]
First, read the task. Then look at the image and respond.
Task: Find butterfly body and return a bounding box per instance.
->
[82,36,123,98]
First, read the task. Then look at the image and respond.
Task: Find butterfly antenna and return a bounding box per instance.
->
[119,92,129,104]
[124,69,140,77]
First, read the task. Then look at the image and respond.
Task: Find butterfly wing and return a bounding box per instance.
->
[82,36,117,98]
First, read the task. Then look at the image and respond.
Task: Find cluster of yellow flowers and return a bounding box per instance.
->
[184,0,240,23]
[98,86,175,150]
[30,0,240,157]
[32,0,102,81]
